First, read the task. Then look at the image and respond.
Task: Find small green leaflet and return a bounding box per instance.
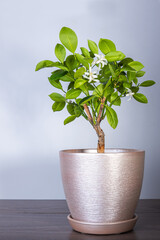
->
[35,60,56,71]
[50,70,67,81]
[140,80,155,87]
[128,61,144,71]
[74,67,86,79]
[64,115,77,125]
[49,93,65,102]
[55,44,66,63]
[48,78,63,90]
[133,93,148,103]
[136,71,145,77]
[52,102,65,112]
[74,79,87,89]
[67,103,75,115]
[80,47,90,57]
[106,106,118,129]
[99,38,116,54]
[105,51,125,62]
[66,89,82,99]
[79,96,94,105]
[59,27,78,53]
[88,40,98,54]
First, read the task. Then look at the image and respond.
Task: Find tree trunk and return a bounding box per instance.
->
[94,124,105,153]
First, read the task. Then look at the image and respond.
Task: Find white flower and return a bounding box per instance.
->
[92,54,107,68]
[84,66,99,83]
[126,88,134,101]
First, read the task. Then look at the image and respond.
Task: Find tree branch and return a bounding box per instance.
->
[83,104,93,125]
[96,97,106,124]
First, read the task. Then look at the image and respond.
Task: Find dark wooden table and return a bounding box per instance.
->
[0,200,159,240]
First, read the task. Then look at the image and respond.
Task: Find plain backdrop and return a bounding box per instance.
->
[0,0,160,199]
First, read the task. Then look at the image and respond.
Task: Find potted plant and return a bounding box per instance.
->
[35,27,155,235]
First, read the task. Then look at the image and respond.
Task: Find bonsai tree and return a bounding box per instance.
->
[35,27,155,153]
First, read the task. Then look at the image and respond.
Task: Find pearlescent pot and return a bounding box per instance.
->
[59,149,145,234]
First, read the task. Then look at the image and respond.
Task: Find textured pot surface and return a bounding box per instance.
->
[60,149,145,223]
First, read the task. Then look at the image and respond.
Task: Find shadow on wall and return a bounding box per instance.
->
[0,159,65,199]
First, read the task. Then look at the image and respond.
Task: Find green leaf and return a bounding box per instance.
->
[118,75,128,82]
[66,89,81,99]
[112,97,121,106]
[87,83,94,90]
[140,80,155,87]
[119,58,133,66]
[55,44,66,63]
[49,93,65,102]
[79,95,94,105]
[80,47,90,57]
[50,69,67,81]
[60,73,74,82]
[120,66,136,72]
[74,79,87,88]
[133,78,138,85]
[35,60,56,71]
[48,78,63,90]
[136,71,145,77]
[65,55,79,71]
[59,27,78,53]
[67,103,75,115]
[50,62,68,71]
[123,82,131,88]
[105,51,125,62]
[110,92,118,102]
[93,84,104,97]
[133,93,148,103]
[75,53,89,69]
[127,71,136,83]
[74,105,81,117]
[99,38,116,54]
[88,40,98,54]
[103,86,114,98]
[52,102,65,112]
[67,82,74,90]
[64,115,76,125]
[74,67,86,79]
[106,106,118,129]
[128,61,144,71]
[108,64,116,78]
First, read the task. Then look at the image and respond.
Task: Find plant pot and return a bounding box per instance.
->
[59,149,145,235]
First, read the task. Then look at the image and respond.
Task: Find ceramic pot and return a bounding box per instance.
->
[59,149,145,234]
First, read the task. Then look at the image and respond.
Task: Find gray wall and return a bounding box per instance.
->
[0,0,160,199]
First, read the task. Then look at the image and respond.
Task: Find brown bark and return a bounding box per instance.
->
[83,103,105,153]
[94,124,105,153]
[97,97,106,124]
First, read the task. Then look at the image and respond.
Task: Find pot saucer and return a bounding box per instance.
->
[67,214,138,235]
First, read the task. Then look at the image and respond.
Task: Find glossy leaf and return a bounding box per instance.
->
[75,53,89,69]
[65,55,79,71]
[118,75,128,82]
[60,73,75,82]
[110,92,118,102]
[127,71,136,83]
[93,84,104,97]
[59,27,78,53]
[66,89,81,99]
[49,93,65,102]
[88,40,98,54]
[136,71,145,77]
[35,60,56,71]
[99,38,116,54]
[52,102,65,111]
[64,115,77,125]
[112,97,121,106]
[74,105,81,117]
[133,93,148,103]
[48,78,62,90]
[67,103,75,115]
[50,70,67,81]
[79,96,94,105]
[105,51,125,62]
[74,79,87,89]
[55,44,66,63]
[80,47,90,57]
[140,80,155,87]
[119,57,133,66]
[103,86,114,98]
[128,61,144,71]
[106,106,118,129]
[74,67,86,79]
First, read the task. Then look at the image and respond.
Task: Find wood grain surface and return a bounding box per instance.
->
[0,199,159,240]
